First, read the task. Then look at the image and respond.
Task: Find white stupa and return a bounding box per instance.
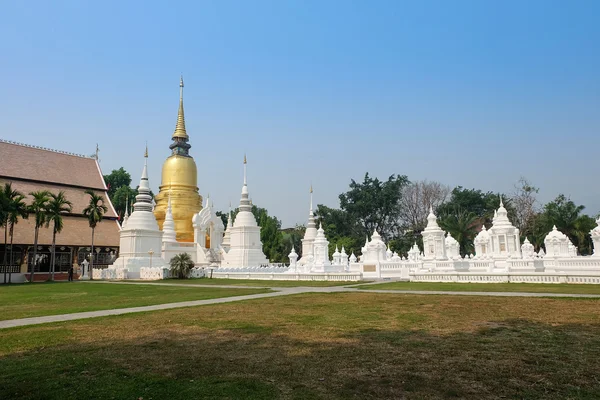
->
[488,198,521,259]
[221,156,269,268]
[311,223,331,272]
[422,206,447,260]
[299,185,318,265]
[111,148,166,278]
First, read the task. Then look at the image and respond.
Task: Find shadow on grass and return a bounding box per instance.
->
[1,319,599,399]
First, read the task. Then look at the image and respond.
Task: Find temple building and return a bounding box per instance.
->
[0,140,120,281]
[153,77,203,242]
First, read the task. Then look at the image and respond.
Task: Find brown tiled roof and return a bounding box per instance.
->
[0,216,120,247]
[0,142,120,247]
[0,179,117,219]
[0,141,106,190]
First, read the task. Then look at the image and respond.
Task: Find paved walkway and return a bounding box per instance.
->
[2,281,599,330]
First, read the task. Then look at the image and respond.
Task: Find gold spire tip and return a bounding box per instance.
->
[180,75,184,88]
[244,154,247,164]
[144,143,148,158]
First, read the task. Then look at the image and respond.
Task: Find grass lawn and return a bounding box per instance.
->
[154,278,359,287]
[0,282,270,321]
[358,280,600,294]
[1,293,599,399]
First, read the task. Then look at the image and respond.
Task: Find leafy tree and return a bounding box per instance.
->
[111,185,136,219]
[45,192,73,281]
[6,191,28,283]
[103,167,132,198]
[510,177,539,235]
[438,207,479,257]
[281,224,305,258]
[83,190,108,280]
[437,186,515,229]
[28,190,51,282]
[537,194,594,255]
[399,180,451,233]
[169,253,195,279]
[339,173,409,242]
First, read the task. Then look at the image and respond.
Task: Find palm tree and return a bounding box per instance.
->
[7,193,28,284]
[82,190,107,280]
[438,207,479,257]
[0,185,9,284]
[169,253,195,279]
[46,191,72,281]
[28,190,51,283]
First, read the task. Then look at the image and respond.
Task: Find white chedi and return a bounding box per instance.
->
[311,223,331,272]
[111,150,166,278]
[445,232,460,259]
[544,226,576,258]
[288,246,298,271]
[299,186,318,266]
[162,190,177,243]
[362,229,387,264]
[521,237,535,259]
[221,157,269,268]
[474,225,491,257]
[422,207,447,260]
[488,198,521,259]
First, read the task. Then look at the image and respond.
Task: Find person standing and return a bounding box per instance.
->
[68,265,74,282]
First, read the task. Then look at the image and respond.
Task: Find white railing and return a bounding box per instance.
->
[410,272,600,284]
[211,272,362,282]
[140,267,171,280]
[92,268,128,280]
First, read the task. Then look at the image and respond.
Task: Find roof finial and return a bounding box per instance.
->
[95,143,99,161]
[500,195,504,207]
[309,184,314,212]
[243,154,247,186]
[173,76,188,139]
[144,142,148,158]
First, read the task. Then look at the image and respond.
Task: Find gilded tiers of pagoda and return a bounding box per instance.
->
[153,77,203,242]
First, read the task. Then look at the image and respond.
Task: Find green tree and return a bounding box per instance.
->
[438,207,479,257]
[281,224,305,258]
[83,190,108,280]
[103,167,132,198]
[339,173,409,241]
[6,191,28,284]
[28,190,51,282]
[437,187,515,228]
[111,185,136,220]
[46,191,73,281]
[0,184,11,284]
[169,253,195,279]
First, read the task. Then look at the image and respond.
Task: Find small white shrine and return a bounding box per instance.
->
[422,207,446,260]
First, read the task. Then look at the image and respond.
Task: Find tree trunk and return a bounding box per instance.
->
[8,226,14,284]
[31,227,38,283]
[90,228,95,281]
[51,230,57,282]
[3,226,7,284]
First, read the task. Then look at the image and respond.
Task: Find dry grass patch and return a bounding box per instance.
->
[1,293,600,399]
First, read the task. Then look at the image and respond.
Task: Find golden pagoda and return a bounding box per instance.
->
[153,77,203,242]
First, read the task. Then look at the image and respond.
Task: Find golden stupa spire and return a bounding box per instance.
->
[144,142,148,158]
[173,75,188,139]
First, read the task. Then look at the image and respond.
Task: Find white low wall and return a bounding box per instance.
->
[410,272,600,284]
[211,272,362,281]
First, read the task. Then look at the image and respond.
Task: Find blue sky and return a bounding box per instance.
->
[1,0,599,227]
